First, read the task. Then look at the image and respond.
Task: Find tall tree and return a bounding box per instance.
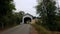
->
[0,0,16,16]
[0,0,16,28]
[36,0,57,31]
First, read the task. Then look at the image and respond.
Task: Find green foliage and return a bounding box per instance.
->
[18,11,25,22]
[0,0,16,16]
[0,0,16,28]
[0,11,25,28]
[36,0,60,31]
[0,0,26,29]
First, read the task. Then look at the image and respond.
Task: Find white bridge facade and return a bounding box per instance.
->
[21,13,33,24]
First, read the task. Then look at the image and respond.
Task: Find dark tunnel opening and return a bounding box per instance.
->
[24,17,31,24]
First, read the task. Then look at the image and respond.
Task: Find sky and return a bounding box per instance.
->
[14,0,38,16]
[14,0,60,16]
[56,0,60,7]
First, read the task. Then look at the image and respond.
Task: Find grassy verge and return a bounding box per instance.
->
[32,24,60,34]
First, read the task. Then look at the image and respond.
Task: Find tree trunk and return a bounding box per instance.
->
[2,23,4,29]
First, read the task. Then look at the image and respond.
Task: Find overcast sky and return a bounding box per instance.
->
[14,0,60,16]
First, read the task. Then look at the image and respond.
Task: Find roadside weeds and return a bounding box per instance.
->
[31,24,60,34]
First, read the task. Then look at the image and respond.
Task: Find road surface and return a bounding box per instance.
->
[0,24,32,34]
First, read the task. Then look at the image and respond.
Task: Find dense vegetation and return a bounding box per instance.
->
[0,0,25,29]
[36,0,60,31]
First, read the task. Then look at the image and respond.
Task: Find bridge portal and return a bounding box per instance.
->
[22,13,33,24]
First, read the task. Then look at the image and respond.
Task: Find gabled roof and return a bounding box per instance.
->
[24,13,33,17]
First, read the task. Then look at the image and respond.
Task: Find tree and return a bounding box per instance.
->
[0,0,16,29]
[0,0,16,16]
[18,11,25,22]
[36,0,57,31]
[12,11,25,24]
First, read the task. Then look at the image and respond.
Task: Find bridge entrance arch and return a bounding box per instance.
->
[22,13,33,24]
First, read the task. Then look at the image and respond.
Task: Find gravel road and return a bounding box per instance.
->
[0,24,31,34]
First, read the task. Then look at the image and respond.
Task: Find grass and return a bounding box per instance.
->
[32,24,60,34]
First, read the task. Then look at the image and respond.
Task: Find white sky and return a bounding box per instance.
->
[56,0,60,7]
[14,0,38,16]
[14,0,60,16]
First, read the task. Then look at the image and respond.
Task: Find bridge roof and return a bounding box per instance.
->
[24,13,33,17]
